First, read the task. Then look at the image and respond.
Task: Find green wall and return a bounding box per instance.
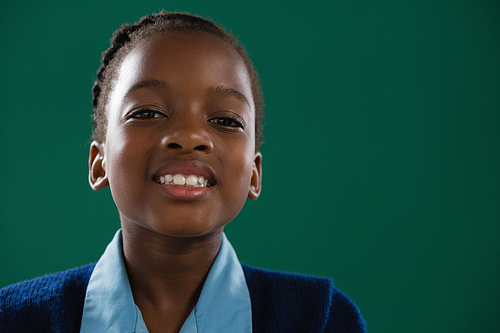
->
[1,1,499,332]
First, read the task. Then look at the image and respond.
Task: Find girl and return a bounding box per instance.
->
[0,11,365,333]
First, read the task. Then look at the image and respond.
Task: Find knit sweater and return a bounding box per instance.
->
[0,264,365,332]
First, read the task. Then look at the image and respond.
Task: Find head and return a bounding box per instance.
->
[91,11,264,150]
[88,11,263,238]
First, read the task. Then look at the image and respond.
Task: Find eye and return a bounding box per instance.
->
[209,117,244,129]
[131,110,164,119]
[126,105,168,120]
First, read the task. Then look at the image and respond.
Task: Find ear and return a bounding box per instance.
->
[248,152,262,200]
[89,141,109,191]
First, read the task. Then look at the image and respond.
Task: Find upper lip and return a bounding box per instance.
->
[152,160,216,185]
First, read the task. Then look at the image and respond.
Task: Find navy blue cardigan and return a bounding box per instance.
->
[0,263,365,332]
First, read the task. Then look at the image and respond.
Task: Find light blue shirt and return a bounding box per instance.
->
[80,230,252,332]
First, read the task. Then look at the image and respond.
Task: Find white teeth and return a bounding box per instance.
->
[186,175,198,186]
[159,174,211,188]
[173,174,185,185]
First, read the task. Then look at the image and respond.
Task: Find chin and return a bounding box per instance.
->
[150,221,226,239]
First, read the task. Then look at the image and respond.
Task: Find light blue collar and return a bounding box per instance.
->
[80,230,252,333]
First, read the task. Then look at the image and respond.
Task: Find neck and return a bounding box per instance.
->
[120,221,223,332]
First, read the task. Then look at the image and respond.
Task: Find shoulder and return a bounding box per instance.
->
[242,264,366,333]
[0,263,95,333]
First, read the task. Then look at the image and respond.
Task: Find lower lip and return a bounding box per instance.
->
[156,183,212,200]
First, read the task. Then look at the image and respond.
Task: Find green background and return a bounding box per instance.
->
[1,1,499,332]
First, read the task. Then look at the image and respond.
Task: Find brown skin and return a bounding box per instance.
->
[88,32,262,333]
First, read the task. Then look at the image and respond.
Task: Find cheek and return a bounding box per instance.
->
[106,139,135,181]
[105,125,152,178]
[105,136,149,208]
[221,151,255,208]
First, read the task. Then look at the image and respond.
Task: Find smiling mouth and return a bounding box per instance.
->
[157,174,215,188]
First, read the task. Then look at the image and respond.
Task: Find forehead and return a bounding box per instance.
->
[110,32,254,110]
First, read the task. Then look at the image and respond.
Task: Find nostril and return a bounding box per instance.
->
[163,141,212,152]
[167,143,182,149]
[194,145,208,151]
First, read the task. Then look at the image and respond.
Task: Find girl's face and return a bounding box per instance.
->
[89,32,262,238]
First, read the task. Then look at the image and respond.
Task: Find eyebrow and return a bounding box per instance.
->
[124,79,168,98]
[214,85,251,108]
[123,80,250,108]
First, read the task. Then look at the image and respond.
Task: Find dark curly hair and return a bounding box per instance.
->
[91,11,264,149]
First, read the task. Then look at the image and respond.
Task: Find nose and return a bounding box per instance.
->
[160,115,214,153]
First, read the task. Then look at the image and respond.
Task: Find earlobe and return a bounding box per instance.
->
[248,152,262,200]
[89,141,109,191]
